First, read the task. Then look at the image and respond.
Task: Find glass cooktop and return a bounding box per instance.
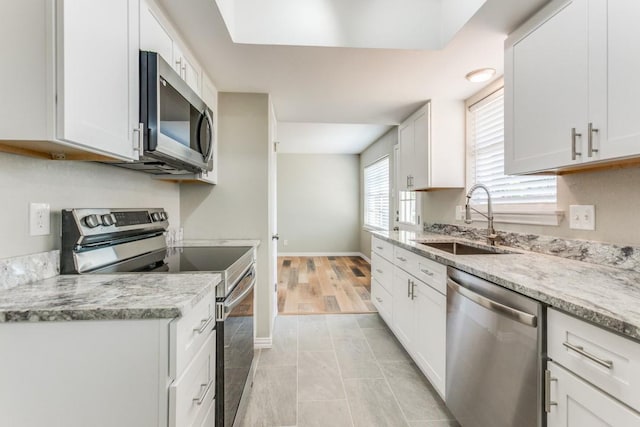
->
[163,246,252,273]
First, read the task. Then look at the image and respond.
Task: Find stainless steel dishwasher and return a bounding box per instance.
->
[446,267,544,427]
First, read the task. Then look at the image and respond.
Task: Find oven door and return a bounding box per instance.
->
[216,265,255,427]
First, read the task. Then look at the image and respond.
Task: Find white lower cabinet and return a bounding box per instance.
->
[391,262,447,397]
[0,291,217,427]
[371,236,447,397]
[547,361,640,427]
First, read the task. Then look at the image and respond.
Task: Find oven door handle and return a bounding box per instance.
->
[218,268,255,320]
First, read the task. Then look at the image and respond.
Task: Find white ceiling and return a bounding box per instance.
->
[278,123,393,154]
[214,0,485,50]
[156,0,549,153]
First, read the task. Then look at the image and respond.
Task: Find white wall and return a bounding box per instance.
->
[0,152,180,259]
[277,153,360,254]
[180,92,271,339]
[359,128,398,259]
[421,165,640,246]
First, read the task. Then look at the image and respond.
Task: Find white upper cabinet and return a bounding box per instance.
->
[58,0,140,160]
[397,100,464,191]
[0,0,140,161]
[505,0,640,174]
[140,0,202,95]
[139,2,173,64]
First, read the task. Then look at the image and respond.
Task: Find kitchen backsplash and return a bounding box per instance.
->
[0,250,59,290]
[424,223,640,271]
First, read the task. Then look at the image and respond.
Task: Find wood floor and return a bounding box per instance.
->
[277,256,376,315]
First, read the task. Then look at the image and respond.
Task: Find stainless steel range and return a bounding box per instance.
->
[61,208,256,427]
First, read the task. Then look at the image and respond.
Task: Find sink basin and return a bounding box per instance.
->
[417,241,517,255]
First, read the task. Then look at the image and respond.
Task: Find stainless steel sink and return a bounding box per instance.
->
[417,241,518,255]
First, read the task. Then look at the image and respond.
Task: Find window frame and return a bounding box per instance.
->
[465,78,564,226]
[363,155,390,231]
[393,145,422,230]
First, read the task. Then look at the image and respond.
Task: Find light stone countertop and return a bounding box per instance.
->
[372,230,640,342]
[0,272,222,322]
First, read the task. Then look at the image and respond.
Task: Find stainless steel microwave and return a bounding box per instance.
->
[113,51,214,175]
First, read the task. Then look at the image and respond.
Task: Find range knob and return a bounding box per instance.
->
[160,211,168,221]
[82,214,100,228]
[151,212,162,222]
[101,214,115,226]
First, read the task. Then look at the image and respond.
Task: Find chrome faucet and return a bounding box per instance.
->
[465,183,498,246]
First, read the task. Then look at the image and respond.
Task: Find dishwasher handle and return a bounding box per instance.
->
[447,277,538,327]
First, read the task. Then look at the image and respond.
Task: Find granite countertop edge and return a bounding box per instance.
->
[372,230,640,342]
[0,272,222,324]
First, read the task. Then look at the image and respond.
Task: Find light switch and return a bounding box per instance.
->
[569,205,595,230]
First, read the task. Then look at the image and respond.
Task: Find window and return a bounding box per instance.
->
[398,191,419,225]
[467,86,560,225]
[364,156,390,230]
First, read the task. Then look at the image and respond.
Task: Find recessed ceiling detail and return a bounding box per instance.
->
[215,0,486,50]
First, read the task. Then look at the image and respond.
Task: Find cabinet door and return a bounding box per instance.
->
[57,0,139,160]
[589,0,640,161]
[505,0,588,174]
[182,56,201,94]
[547,362,640,427]
[140,2,173,64]
[391,267,414,349]
[412,107,430,189]
[398,122,414,191]
[412,280,446,397]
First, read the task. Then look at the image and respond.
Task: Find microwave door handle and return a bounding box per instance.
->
[197,110,214,167]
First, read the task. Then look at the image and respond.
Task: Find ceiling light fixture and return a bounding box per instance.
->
[465,68,496,83]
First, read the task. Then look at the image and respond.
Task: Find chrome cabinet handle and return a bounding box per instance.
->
[420,268,434,276]
[193,315,214,334]
[544,369,557,413]
[562,342,613,369]
[397,256,407,262]
[193,379,214,405]
[588,122,599,157]
[375,269,383,274]
[132,122,144,156]
[411,281,417,300]
[571,127,582,160]
[376,297,383,303]
[407,278,411,298]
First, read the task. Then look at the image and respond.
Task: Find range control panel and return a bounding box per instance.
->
[64,208,169,235]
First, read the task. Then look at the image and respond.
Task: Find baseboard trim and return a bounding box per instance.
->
[279,251,363,257]
[254,337,272,349]
[359,253,371,264]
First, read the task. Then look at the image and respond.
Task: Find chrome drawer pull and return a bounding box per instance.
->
[193,379,214,405]
[420,268,434,276]
[375,297,383,303]
[376,269,384,274]
[397,256,407,262]
[193,316,214,334]
[562,342,613,369]
[588,122,599,157]
[376,246,384,250]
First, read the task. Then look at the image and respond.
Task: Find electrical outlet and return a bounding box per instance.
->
[569,205,595,230]
[29,203,50,236]
[455,205,465,221]
[283,240,288,246]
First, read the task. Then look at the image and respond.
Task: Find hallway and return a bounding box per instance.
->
[237,313,458,427]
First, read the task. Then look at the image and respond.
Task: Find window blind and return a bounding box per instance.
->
[469,89,556,204]
[364,156,390,229]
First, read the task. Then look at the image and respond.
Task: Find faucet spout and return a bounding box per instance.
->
[464,183,497,246]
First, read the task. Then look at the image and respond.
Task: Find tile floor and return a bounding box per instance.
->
[236,313,459,427]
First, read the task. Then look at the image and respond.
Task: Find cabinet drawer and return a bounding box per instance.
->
[372,279,392,326]
[372,237,394,261]
[371,252,393,293]
[394,246,446,294]
[548,309,640,411]
[169,330,216,427]
[194,392,215,427]
[170,293,215,379]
